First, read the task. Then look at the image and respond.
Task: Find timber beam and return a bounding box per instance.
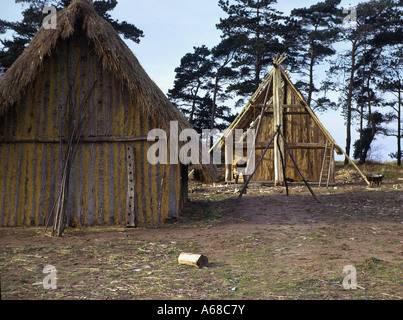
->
[264,111,309,116]
[0,136,150,144]
[243,142,329,150]
[251,103,306,109]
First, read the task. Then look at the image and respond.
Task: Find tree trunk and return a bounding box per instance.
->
[189,82,201,124]
[254,3,262,90]
[255,55,262,89]
[211,73,219,131]
[307,33,316,107]
[363,50,383,164]
[345,113,352,165]
[344,38,358,165]
[398,84,402,166]
[359,46,367,165]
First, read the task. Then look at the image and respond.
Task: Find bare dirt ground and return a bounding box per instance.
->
[1,165,402,300]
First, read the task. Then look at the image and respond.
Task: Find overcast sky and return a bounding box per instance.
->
[0,0,397,161]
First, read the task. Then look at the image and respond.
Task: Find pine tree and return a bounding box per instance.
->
[287,0,342,108]
[168,46,214,124]
[210,37,239,131]
[328,0,402,164]
[168,45,235,135]
[378,48,403,165]
[216,0,285,97]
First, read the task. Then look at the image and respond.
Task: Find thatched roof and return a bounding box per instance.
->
[0,0,217,182]
[211,64,343,155]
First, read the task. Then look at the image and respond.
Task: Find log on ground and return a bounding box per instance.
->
[178,253,209,268]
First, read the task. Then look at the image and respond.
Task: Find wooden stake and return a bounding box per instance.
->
[156,169,166,229]
[239,125,320,204]
[278,129,320,203]
[238,126,281,199]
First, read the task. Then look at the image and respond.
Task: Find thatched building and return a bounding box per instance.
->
[212,56,369,187]
[0,0,217,229]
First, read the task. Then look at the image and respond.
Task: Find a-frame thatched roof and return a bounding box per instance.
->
[0,0,217,182]
[211,55,370,186]
[211,61,343,155]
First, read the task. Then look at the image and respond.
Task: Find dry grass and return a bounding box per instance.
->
[1,163,402,300]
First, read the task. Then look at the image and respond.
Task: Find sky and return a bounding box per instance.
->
[0,0,398,162]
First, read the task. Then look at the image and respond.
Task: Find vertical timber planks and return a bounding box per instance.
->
[0,28,190,228]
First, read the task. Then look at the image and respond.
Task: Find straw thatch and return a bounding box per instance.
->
[0,0,217,182]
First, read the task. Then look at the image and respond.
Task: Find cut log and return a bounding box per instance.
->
[178,253,209,268]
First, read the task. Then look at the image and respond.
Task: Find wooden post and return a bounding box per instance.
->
[329,148,335,184]
[126,145,137,228]
[278,129,320,203]
[225,164,232,182]
[239,126,281,199]
[156,169,166,229]
[168,164,179,219]
[224,133,233,182]
[273,63,285,186]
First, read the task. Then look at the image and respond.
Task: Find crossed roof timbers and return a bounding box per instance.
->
[210,54,371,189]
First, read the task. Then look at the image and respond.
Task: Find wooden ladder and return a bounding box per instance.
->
[319,141,333,187]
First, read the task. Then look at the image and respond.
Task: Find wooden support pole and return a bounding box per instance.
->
[225,164,232,182]
[329,147,335,184]
[245,83,271,178]
[225,134,234,182]
[340,148,371,186]
[244,142,330,150]
[238,126,281,199]
[209,71,274,153]
[273,64,284,186]
[278,129,320,203]
[251,104,305,109]
[156,169,166,229]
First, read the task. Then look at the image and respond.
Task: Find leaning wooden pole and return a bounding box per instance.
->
[238,126,281,199]
[340,149,371,186]
[278,129,320,203]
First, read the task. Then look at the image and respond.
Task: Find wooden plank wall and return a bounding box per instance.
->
[253,81,328,182]
[0,33,181,227]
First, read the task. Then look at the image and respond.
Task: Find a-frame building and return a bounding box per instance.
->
[212,55,370,187]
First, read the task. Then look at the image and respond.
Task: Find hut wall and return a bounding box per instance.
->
[0,33,182,227]
[253,81,329,182]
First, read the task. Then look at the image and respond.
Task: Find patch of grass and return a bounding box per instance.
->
[372,170,402,181]
[135,248,146,254]
[107,270,120,277]
[329,276,343,283]
[1,180,402,301]
[361,257,386,272]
